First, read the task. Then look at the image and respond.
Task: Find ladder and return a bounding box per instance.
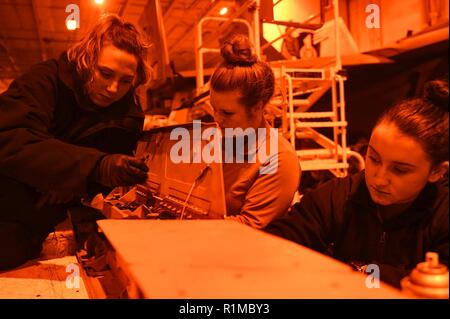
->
[272,65,364,177]
[269,0,364,177]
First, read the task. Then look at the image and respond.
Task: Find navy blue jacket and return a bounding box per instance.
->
[0,52,144,197]
[265,171,449,288]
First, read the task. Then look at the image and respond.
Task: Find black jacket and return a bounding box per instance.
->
[265,171,449,288]
[0,52,144,197]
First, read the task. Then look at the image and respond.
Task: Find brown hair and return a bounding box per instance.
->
[376,80,449,166]
[211,34,274,110]
[67,14,151,94]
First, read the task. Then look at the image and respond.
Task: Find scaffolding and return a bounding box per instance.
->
[194,0,364,177]
[273,64,365,177]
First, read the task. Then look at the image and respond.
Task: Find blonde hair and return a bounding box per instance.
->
[67,14,151,94]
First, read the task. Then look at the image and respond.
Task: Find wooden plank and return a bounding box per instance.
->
[0,219,89,299]
[0,256,89,299]
[97,219,407,299]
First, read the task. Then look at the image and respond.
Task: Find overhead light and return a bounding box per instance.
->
[219,7,229,16]
[66,19,77,30]
[94,0,104,4]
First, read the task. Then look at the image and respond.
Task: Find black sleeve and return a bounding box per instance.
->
[264,176,350,254]
[0,61,105,195]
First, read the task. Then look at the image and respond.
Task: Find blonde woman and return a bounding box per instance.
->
[0,14,151,269]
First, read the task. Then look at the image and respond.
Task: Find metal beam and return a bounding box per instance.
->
[0,78,12,89]
[168,0,217,54]
[118,0,129,16]
[0,79,8,93]
[154,0,170,65]
[5,0,24,29]
[1,35,72,43]
[162,0,178,20]
[0,33,21,75]
[30,0,48,61]
[0,0,21,75]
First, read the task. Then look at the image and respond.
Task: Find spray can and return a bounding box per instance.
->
[401,252,449,299]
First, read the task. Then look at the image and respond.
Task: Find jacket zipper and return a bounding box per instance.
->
[378,231,388,262]
[73,122,137,143]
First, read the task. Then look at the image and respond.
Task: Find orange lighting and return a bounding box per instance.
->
[94,0,104,4]
[219,7,228,16]
[66,19,77,30]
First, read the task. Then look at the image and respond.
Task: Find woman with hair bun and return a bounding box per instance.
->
[0,14,151,269]
[210,34,301,229]
[265,80,449,288]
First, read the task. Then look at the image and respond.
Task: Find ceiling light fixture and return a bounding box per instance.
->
[66,19,77,30]
[219,7,229,16]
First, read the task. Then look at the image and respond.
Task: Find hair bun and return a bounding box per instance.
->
[221,34,257,66]
[424,80,449,112]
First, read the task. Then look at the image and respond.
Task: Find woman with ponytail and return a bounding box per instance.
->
[265,80,449,288]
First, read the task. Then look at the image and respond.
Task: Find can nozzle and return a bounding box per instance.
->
[426,252,439,268]
[401,252,449,299]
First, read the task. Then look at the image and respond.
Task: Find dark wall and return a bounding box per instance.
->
[344,40,449,144]
[309,40,448,145]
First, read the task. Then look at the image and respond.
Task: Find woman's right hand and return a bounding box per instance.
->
[93,154,148,188]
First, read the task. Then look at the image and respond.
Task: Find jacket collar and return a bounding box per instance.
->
[349,170,438,230]
[58,51,78,90]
